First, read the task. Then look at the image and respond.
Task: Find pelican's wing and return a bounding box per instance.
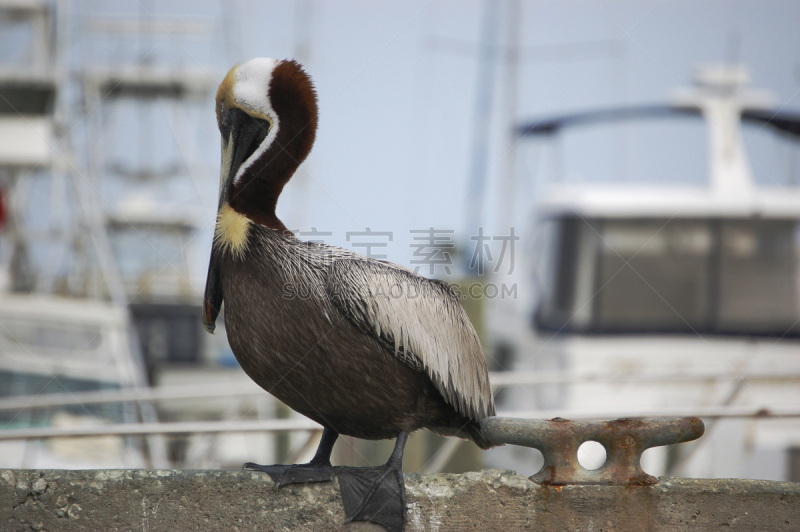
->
[326,258,495,421]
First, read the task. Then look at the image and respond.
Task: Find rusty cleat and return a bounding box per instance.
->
[481,416,704,486]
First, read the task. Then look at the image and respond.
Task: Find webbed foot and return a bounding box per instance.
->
[244,427,340,488]
[338,463,406,532]
[337,433,408,532]
[244,461,335,487]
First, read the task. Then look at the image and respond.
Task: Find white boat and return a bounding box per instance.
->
[488,65,800,481]
[0,294,150,468]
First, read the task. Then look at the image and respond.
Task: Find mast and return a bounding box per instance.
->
[673,65,773,196]
[464,0,502,266]
[0,0,57,293]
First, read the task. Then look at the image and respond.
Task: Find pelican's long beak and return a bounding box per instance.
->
[202,134,234,334]
[203,109,270,333]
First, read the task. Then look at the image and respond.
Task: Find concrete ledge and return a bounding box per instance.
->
[2,469,799,531]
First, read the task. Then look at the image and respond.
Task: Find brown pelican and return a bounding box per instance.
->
[203,57,495,532]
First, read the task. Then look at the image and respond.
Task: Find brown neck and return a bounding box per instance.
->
[229,169,290,232]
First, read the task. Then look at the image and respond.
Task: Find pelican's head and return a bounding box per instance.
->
[203,58,318,333]
[214,58,318,221]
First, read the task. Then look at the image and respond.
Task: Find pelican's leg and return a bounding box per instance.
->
[337,432,408,532]
[244,427,338,487]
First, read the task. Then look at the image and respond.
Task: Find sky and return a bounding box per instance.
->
[5,0,800,293]
[220,0,800,280]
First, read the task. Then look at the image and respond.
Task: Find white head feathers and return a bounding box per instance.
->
[225,57,283,185]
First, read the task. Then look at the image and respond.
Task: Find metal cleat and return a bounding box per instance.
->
[481,416,704,486]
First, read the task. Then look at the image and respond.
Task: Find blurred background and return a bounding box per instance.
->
[1,0,800,482]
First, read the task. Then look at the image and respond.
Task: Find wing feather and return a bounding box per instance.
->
[326,259,495,421]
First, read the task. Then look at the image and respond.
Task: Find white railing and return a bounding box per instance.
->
[0,419,321,441]
[1,405,799,442]
[1,370,799,443]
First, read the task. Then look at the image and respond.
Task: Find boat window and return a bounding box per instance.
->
[129,303,202,367]
[718,220,800,332]
[535,216,800,337]
[0,370,124,427]
[595,220,711,331]
[0,320,102,351]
